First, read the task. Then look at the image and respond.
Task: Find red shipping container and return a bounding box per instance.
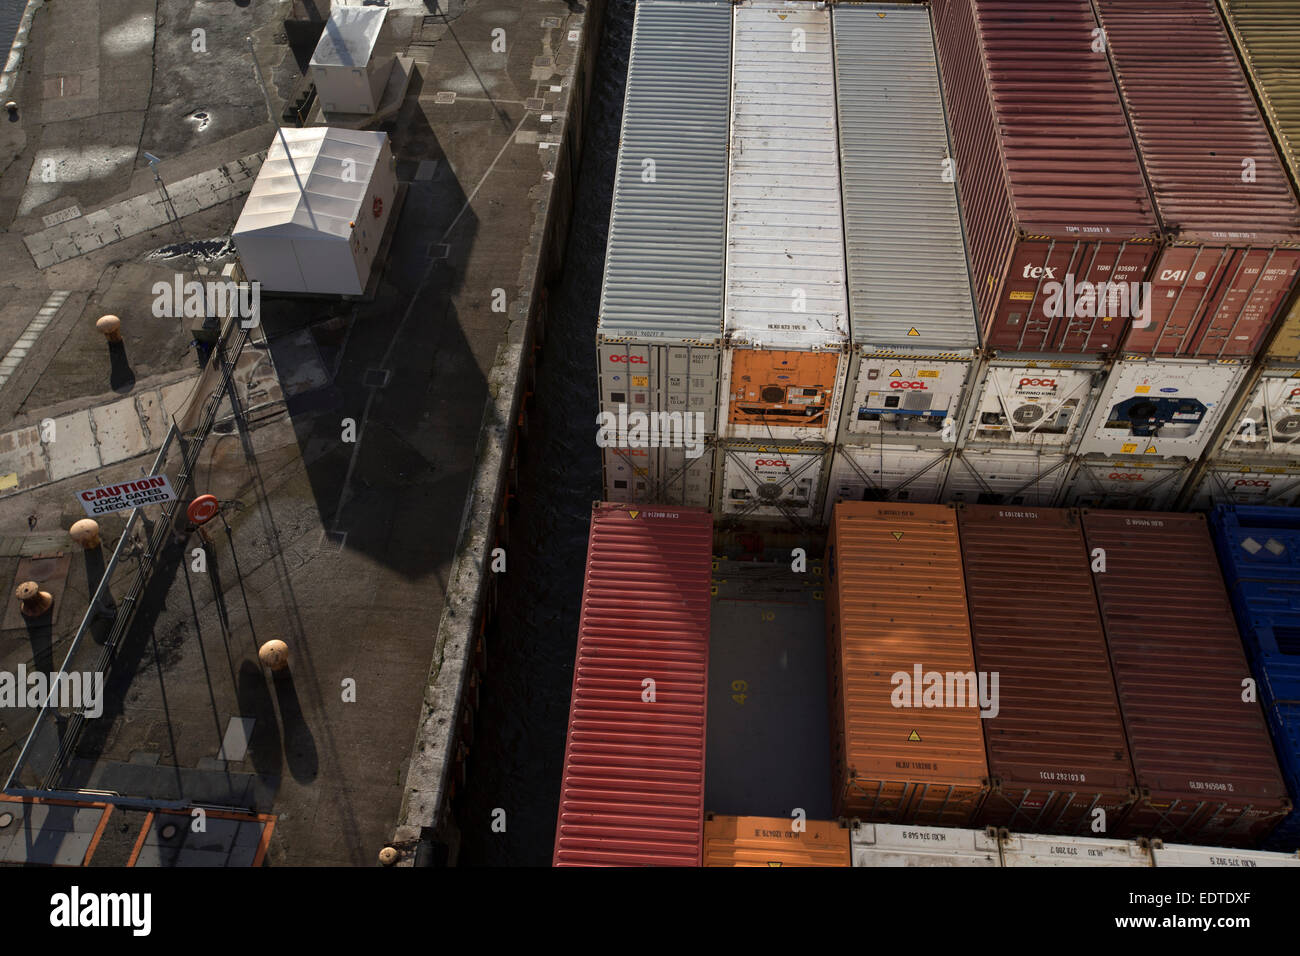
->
[930,0,1160,354]
[957,505,1137,834]
[552,503,712,866]
[1081,511,1292,847]
[1094,0,1300,358]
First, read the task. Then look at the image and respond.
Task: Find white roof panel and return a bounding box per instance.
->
[725,2,848,351]
[233,127,387,240]
[310,6,386,69]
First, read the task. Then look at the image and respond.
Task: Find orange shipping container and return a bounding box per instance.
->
[824,502,990,825]
[702,815,851,867]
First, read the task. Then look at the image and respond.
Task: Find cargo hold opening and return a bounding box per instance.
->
[705,561,832,820]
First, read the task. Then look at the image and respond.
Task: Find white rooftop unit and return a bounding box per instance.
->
[232,128,397,297]
[310,6,390,116]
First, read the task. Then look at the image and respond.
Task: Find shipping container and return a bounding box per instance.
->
[1151,841,1300,867]
[595,0,732,430]
[997,832,1152,867]
[1185,462,1300,510]
[822,444,953,523]
[839,356,975,446]
[1269,298,1300,364]
[1093,0,1300,359]
[963,363,1103,449]
[825,501,989,825]
[602,444,716,510]
[1081,510,1291,846]
[929,0,1160,354]
[1215,365,1300,459]
[1076,358,1248,458]
[702,815,850,866]
[942,448,1075,507]
[850,822,1001,867]
[1061,456,1192,510]
[722,2,850,442]
[830,4,981,446]
[717,441,829,521]
[553,503,712,866]
[957,505,1136,833]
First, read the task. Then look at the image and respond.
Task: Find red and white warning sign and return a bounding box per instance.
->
[77,476,176,517]
[187,494,220,525]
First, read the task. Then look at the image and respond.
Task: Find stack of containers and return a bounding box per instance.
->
[1081,510,1291,846]
[596,0,731,511]
[1078,0,1300,511]
[956,505,1137,834]
[824,502,990,825]
[553,503,712,866]
[822,4,979,515]
[929,0,1157,507]
[716,1,848,524]
[702,815,850,866]
[1194,0,1300,508]
[1208,505,1300,850]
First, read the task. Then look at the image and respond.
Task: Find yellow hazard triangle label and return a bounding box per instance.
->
[767,861,783,867]
[907,328,920,336]
[891,531,904,541]
[1144,446,1158,454]
[889,368,902,377]
[908,730,921,742]
[628,510,639,519]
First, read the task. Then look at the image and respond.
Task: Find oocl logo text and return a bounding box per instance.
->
[755,459,787,467]
[1234,479,1271,487]
[1108,473,1144,481]
[608,354,647,364]
[890,381,927,390]
[1019,378,1057,388]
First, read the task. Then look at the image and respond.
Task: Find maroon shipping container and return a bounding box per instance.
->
[1080,511,1292,847]
[957,505,1137,835]
[930,0,1160,354]
[552,503,712,866]
[1093,0,1300,359]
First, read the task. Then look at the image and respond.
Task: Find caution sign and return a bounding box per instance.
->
[908,730,921,742]
[891,531,904,541]
[78,476,176,517]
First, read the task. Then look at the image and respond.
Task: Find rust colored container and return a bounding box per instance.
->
[956,504,1137,835]
[930,0,1160,354]
[553,503,713,866]
[1093,0,1300,359]
[825,501,990,826]
[1080,510,1292,847]
[702,815,851,867]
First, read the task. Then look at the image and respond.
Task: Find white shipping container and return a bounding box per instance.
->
[718,442,827,520]
[310,6,390,116]
[942,447,1074,507]
[1184,462,1300,510]
[1151,843,1300,868]
[998,833,1152,868]
[965,364,1102,449]
[598,343,719,434]
[1077,359,1248,459]
[822,443,952,522]
[722,2,849,443]
[1216,367,1300,460]
[840,354,973,445]
[850,823,1000,867]
[1060,457,1191,510]
[603,445,716,510]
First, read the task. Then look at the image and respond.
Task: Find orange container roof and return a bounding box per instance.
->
[703,815,850,867]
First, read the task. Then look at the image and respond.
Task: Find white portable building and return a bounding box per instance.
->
[310,6,390,116]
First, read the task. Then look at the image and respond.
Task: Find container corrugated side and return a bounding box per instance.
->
[725,3,848,351]
[958,505,1136,833]
[1094,0,1300,359]
[825,501,989,825]
[596,0,731,345]
[930,0,1160,354]
[850,822,1000,867]
[941,447,1075,507]
[703,815,850,866]
[998,832,1152,867]
[831,4,979,353]
[1151,841,1300,867]
[1081,510,1291,846]
[553,503,713,866]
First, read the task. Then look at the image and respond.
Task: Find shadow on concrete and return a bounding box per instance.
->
[82,546,106,599]
[25,617,55,675]
[108,341,136,393]
[238,659,283,781]
[273,670,318,783]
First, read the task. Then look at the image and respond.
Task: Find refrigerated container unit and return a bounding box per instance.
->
[1061,456,1192,511]
[1150,841,1300,867]
[1208,505,1300,849]
[957,505,1137,833]
[721,2,850,445]
[1094,0,1300,360]
[822,443,954,520]
[602,444,717,511]
[1184,461,1300,510]
[702,815,850,867]
[1081,511,1291,846]
[929,0,1161,355]
[1076,357,1249,459]
[1214,365,1300,461]
[595,0,732,506]
[553,503,712,866]
[849,822,1000,867]
[941,447,1076,507]
[830,4,982,452]
[961,360,1105,451]
[825,502,990,825]
[717,440,830,523]
[996,832,1152,867]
